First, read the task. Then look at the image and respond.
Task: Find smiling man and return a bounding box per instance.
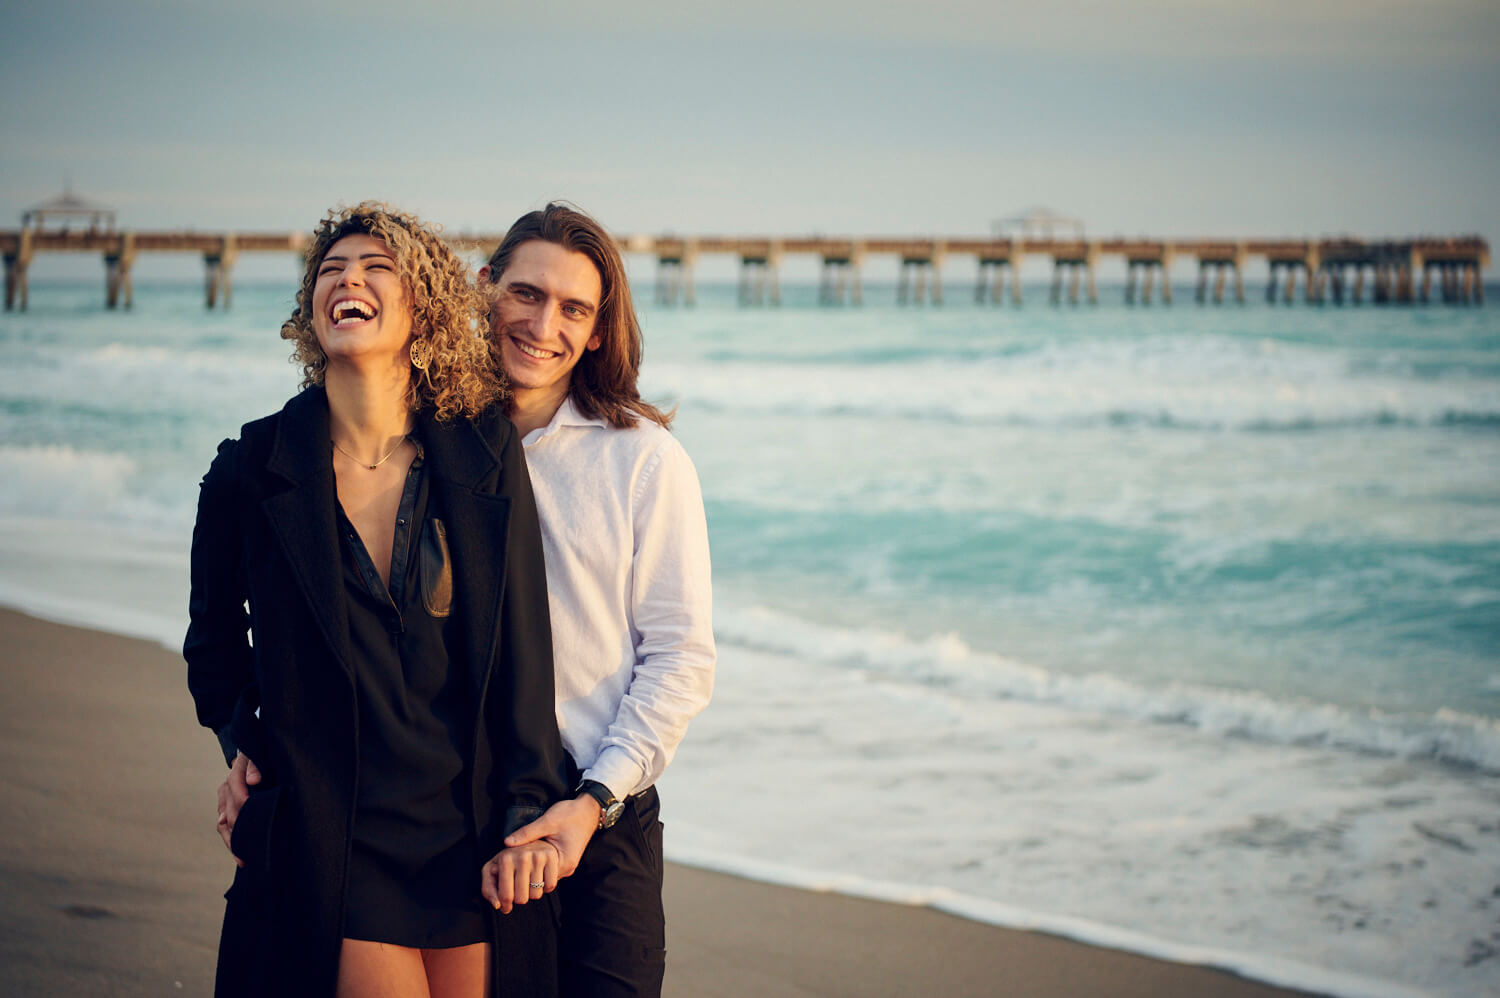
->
[479,203,716,998]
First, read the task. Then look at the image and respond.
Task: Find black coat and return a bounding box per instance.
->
[184,387,567,997]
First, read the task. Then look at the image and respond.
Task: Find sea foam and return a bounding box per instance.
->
[0,444,138,518]
[714,603,1500,773]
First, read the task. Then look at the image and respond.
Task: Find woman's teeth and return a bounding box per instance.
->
[332,300,376,326]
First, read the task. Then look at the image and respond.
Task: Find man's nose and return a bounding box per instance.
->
[529,300,559,331]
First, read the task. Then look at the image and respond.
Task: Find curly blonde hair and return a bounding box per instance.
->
[281,201,505,421]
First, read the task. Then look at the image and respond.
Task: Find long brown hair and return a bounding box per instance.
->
[282,202,504,422]
[485,202,672,429]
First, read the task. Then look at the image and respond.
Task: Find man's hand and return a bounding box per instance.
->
[503,796,602,877]
[481,841,561,914]
[214,751,261,868]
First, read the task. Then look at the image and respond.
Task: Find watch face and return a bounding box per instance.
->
[600,800,626,829]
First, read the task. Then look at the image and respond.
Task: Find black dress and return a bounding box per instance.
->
[336,439,489,948]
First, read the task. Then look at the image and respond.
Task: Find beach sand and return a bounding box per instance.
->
[0,606,1322,997]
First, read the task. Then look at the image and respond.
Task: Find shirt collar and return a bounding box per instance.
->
[524,394,608,446]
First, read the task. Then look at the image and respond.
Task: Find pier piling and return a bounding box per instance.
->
[897,242,945,306]
[4,229,34,311]
[104,233,135,309]
[1122,244,1172,305]
[1048,243,1096,306]
[975,240,1023,306]
[737,241,783,306]
[819,242,864,306]
[203,236,237,310]
[654,239,697,306]
[1197,258,1243,306]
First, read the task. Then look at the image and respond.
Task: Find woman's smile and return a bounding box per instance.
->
[328,295,377,327]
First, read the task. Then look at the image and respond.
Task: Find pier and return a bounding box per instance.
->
[1,227,1487,311]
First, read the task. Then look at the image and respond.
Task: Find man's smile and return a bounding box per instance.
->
[510,336,561,360]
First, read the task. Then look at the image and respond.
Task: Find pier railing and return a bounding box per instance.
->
[0,229,1487,311]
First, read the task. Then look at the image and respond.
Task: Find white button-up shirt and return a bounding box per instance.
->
[521,397,715,799]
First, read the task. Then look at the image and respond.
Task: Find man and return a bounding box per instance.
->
[480,202,715,996]
[218,202,715,997]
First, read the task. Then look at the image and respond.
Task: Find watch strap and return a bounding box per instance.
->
[574,779,610,807]
[575,779,625,830]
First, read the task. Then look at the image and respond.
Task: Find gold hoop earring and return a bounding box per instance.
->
[409,338,433,371]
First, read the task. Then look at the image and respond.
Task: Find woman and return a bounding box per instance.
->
[185,203,566,997]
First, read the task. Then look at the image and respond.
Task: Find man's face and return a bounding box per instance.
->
[483,240,603,399]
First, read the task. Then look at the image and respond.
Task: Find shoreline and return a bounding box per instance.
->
[0,604,1336,997]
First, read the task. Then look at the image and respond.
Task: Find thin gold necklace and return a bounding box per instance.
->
[331,434,409,471]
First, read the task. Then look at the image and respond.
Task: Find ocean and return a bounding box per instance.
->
[1,274,1496,998]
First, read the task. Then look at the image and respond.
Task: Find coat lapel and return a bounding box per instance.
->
[420,408,512,697]
[260,388,354,680]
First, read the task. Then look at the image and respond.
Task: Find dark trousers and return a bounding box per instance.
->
[557,787,666,998]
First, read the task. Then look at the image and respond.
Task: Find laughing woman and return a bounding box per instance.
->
[185,203,566,997]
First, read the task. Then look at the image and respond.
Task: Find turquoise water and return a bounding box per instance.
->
[2,277,1498,996]
[643,285,1500,733]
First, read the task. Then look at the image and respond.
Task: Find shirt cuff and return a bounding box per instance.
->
[582,749,646,801]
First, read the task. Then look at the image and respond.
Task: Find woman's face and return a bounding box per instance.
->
[311,234,414,369]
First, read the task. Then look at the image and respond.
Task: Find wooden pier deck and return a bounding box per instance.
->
[0,228,1487,311]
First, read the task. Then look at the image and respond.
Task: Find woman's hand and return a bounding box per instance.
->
[215,751,261,867]
[481,840,561,914]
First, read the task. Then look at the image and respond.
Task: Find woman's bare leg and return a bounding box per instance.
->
[336,939,431,998]
[422,943,490,998]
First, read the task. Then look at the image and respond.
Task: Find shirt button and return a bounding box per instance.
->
[396,518,407,526]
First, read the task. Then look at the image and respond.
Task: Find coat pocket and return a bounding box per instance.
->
[228,784,283,876]
[420,517,453,618]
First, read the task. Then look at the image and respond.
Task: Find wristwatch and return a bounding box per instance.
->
[576,779,625,830]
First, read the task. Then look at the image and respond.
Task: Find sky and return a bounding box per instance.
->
[2,0,1498,265]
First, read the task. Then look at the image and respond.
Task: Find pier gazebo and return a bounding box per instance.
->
[5,189,128,311]
[21,189,117,233]
[987,208,1092,306]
